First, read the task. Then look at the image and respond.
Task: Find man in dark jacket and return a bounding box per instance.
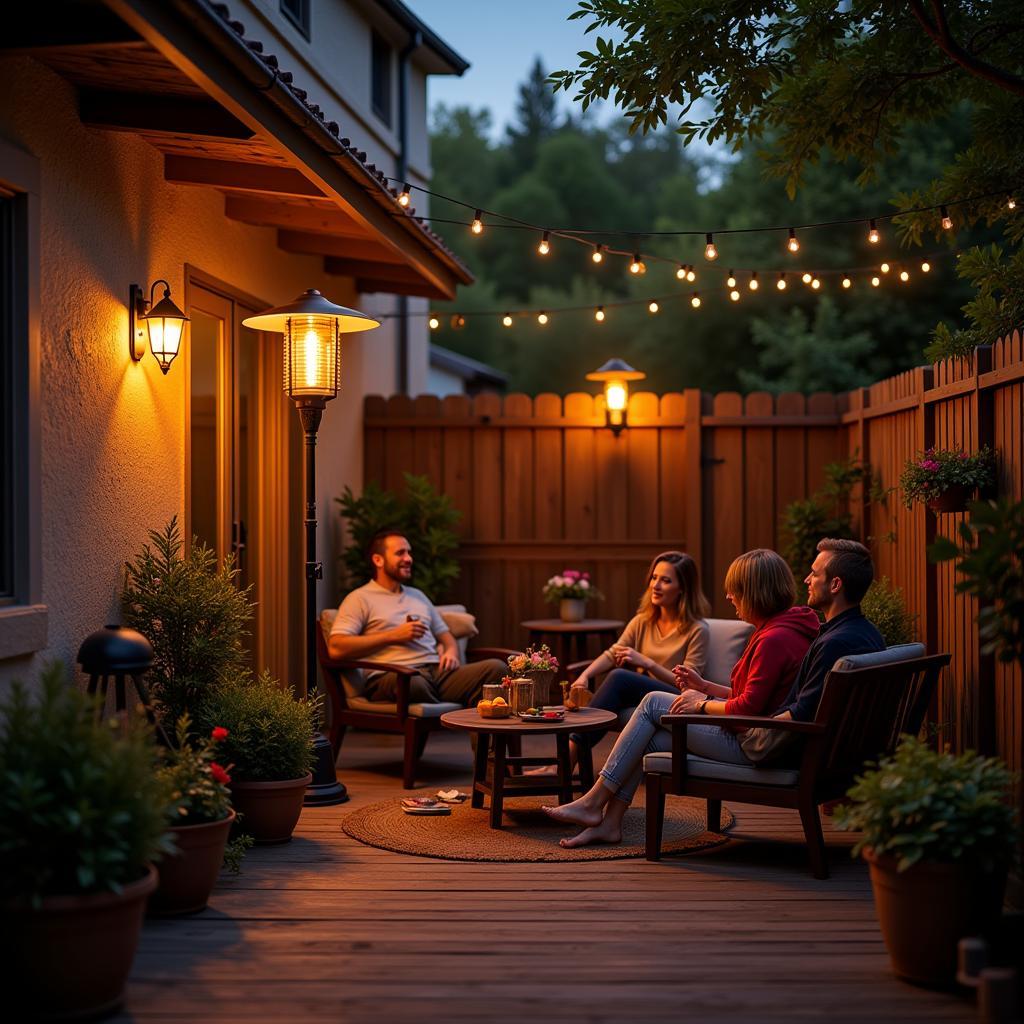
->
[739,537,885,764]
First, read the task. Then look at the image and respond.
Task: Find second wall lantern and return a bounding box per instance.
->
[130,280,189,374]
[586,358,646,435]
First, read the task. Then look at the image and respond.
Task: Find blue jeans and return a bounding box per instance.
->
[570,668,678,750]
[599,691,752,804]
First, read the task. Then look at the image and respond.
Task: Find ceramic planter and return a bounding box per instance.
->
[865,849,1006,987]
[230,773,311,844]
[559,598,586,623]
[3,864,157,1020]
[150,809,235,916]
[926,483,972,514]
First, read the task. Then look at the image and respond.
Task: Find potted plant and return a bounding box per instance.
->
[122,517,254,726]
[150,715,236,916]
[542,569,604,623]
[198,672,318,844]
[899,446,995,513]
[834,735,1017,987]
[0,665,171,1020]
[507,644,561,706]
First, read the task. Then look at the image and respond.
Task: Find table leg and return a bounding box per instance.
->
[555,733,573,805]
[490,735,507,828]
[578,741,595,792]
[472,732,489,809]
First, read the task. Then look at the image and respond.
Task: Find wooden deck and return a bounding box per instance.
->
[117,731,976,1023]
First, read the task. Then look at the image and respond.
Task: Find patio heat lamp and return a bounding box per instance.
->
[586,358,646,435]
[243,289,380,805]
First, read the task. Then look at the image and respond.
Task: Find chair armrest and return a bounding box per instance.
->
[660,713,824,735]
[319,659,416,721]
[467,646,520,662]
[566,660,590,676]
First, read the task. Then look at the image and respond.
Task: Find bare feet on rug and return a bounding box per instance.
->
[523,765,559,776]
[559,819,623,848]
[541,799,603,828]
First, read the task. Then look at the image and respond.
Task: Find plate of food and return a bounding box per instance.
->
[517,707,566,722]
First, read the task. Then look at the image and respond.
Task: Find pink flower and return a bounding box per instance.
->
[579,579,590,590]
[958,451,968,460]
[531,652,542,663]
[920,460,940,471]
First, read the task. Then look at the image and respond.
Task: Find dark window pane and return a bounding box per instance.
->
[280,0,309,37]
[0,194,13,601]
[371,31,392,126]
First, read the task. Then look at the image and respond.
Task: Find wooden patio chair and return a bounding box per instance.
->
[643,645,950,878]
[316,606,517,789]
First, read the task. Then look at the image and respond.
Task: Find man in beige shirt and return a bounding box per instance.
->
[328,530,505,705]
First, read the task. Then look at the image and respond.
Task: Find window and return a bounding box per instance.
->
[371,30,392,126]
[280,0,310,38]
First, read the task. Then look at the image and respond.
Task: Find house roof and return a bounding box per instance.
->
[4,0,472,299]
[429,344,508,390]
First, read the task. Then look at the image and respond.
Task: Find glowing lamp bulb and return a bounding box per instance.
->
[811,278,821,290]
[690,292,701,308]
[726,271,737,288]
[787,228,799,253]
[428,315,440,330]
[594,306,605,323]
[538,232,551,256]
[871,275,881,287]
[686,267,696,282]
[880,262,890,273]
[842,275,852,289]
[940,205,953,230]
[868,220,880,244]
[471,210,483,235]
[749,272,759,291]
[605,382,627,412]
[537,311,548,325]
[502,314,513,327]
[899,269,910,282]
[776,274,787,291]
[629,254,644,274]
[921,261,931,273]
[704,233,718,261]
[729,289,740,302]
[676,265,687,280]
[397,183,411,207]
[648,301,659,314]
[592,245,604,264]
[802,272,812,284]
[1008,197,1017,211]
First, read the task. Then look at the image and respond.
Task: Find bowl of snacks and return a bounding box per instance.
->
[477,696,513,719]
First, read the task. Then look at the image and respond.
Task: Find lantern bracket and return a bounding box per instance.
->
[128,283,149,361]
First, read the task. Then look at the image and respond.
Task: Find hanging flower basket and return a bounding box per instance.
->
[899,447,994,511]
[926,484,972,514]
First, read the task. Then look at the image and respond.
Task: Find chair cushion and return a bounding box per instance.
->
[643,751,799,787]
[705,618,754,684]
[832,642,925,672]
[346,696,462,718]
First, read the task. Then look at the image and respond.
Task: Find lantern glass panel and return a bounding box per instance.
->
[146,316,184,369]
[285,315,339,398]
[605,382,627,412]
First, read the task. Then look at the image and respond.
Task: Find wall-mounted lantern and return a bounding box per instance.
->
[130,280,190,374]
[586,358,646,436]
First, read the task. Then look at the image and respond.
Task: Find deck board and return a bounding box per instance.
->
[116,731,975,1023]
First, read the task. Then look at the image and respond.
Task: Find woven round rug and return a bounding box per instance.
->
[342,796,734,862]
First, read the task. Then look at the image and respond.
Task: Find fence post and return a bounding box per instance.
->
[683,389,703,575]
[917,366,939,673]
[974,346,996,755]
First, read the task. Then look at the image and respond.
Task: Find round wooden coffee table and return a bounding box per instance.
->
[440,707,617,828]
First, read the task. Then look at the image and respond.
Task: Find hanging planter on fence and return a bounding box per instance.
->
[899,447,995,513]
[926,484,973,514]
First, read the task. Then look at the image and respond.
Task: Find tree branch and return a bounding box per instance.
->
[907,0,1024,97]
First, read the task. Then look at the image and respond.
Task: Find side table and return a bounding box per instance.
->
[520,618,625,679]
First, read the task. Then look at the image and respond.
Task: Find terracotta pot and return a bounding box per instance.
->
[926,483,972,514]
[865,849,1007,987]
[230,773,311,844]
[3,864,157,1020]
[559,598,586,623]
[150,810,235,916]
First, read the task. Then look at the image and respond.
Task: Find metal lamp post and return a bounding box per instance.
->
[243,289,380,805]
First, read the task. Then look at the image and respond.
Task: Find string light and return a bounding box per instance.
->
[537,311,548,325]
[648,301,659,314]
[842,274,852,289]
[595,306,605,323]
[676,264,687,280]
[538,231,551,256]
[686,265,697,282]
[871,275,881,287]
[921,261,931,272]
[502,314,513,327]
[629,253,645,274]
[397,183,411,207]
[880,262,891,273]
[704,233,718,261]
[802,272,813,284]
[592,244,604,264]
[811,278,821,290]
[787,228,799,253]
[691,292,701,308]
[726,270,737,288]
[749,271,759,291]
[776,273,787,291]
[899,269,910,282]
[940,205,953,230]
[1009,197,1018,211]
[471,210,484,235]
[868,219,880,244]
[428,315,440,330]
[451,313,465,330]
[729,289,741,302]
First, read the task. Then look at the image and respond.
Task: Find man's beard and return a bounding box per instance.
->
[383,563,411,583]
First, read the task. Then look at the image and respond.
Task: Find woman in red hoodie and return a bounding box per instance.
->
[544,549,819,847]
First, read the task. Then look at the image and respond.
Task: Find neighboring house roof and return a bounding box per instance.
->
[5,0,472,299]
[430,344,508,391]
[366,0,470,75]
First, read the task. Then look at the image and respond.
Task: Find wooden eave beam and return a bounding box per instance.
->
[79,88,254,139]
[223,195,368,237]
[164,155,324,198]
[277,230,401,262]
[0,6,143,53]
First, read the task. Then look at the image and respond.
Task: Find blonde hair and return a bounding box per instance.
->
[637,551,711,631]
[724,549,796,621]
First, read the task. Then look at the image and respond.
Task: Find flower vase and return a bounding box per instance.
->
[559,598,586,623]
[523,669,557,707]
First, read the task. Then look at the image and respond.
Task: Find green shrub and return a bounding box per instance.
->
[861,577,917,647]
[157,715,234,827]
[198,673,319,782]
[0,664,172,906]
[336,473,461,602]
[834,735,1018,872]
[122,517,253,724]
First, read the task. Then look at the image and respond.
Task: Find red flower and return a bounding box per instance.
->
[211,726,229,742]
[210,762,231,785]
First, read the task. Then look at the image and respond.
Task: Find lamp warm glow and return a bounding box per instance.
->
[130,280,189,374]
[586,358,646,436]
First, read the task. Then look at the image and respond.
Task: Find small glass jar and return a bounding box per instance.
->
[508,678,535,714]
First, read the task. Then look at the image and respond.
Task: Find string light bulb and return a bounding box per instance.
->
[450,313,466,330]
[1008,196,1017,211]
[471,210,484,235]
[704,233,718,261]
[428,315,440,330]
[676,264,687,280]
[940,205,953,230]
[776,273,787,291]
[868,220,880,244]
[787,228,799,254]
[842,274,852,289]
[686,265,696,282]
[502,314,513,327]
[690,292,702,308]
[729,289,741,302]
[648,301,659,314]
[811,278,821,290]
[921,261,931,273]
[595,306,605,323]
[899,269,910,282]
[538,231,551,256]
[726,270,737,288]
[537,311,548,325]
[592,244,604,264]
[629,253,645,274]
[871,275,881,287]
[397,183,411,207]
[880,262,891,273]
[749,271,759,291]
[802,272,813,284]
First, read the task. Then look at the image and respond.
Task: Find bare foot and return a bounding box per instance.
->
[559,818,623,848]
[523,765,559,777]
[541,800,603,828]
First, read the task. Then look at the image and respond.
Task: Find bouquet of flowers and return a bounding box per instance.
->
[157,715,234,826]
[899,446,994,508]
[507,644,560,675]
[542,569,604,604]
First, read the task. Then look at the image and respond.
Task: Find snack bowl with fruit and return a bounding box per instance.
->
[477,696,513,719]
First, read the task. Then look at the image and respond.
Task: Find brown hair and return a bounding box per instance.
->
[637,551,711,630]
[367,529,408,573]
[816,538,874,604]
[724,549,796,621]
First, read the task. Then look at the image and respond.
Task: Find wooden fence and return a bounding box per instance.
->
[362,331,1023,780]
